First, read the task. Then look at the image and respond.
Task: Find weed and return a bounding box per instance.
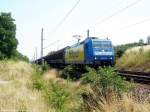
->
[81,84,150,112]
[82,67,130,93]
[61,65,81,80]
[45,81,69,112]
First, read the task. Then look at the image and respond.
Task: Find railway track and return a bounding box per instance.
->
[118,70,150,84]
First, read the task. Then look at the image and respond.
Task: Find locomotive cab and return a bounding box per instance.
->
[84,37,115,66]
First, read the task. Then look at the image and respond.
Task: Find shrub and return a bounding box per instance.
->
[45,81,70,112]
[81,67,99,84]
[43,80,84,112]
[98,67,130,93]
[32,74,45,91]
[32,64,46,91]
[41,61,49,71]
[61,65,81,80]
[82,67,130,93]
[32,62,49,76]
[12,50,29,62]
[32,68,83,112]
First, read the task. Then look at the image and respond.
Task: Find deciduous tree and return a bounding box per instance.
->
[0,12,18,59]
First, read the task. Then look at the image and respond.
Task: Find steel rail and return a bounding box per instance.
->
[117,70,150,84]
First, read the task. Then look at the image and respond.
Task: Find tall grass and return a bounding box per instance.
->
[33,68,84,112]
[116,45,150,72]
[82,85,150,112]
[80,67,150,112]
[0,60,53,112]
[0,60,149,112]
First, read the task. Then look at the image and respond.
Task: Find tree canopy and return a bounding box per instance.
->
[0,12,18,59]
[0,12,28,61]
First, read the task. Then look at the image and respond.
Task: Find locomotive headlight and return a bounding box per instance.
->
[110,57,112,60]
[95,57,97,60]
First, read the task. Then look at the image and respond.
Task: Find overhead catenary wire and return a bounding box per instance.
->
[43,40,60,49]
[44,0,142,51]
[120,17,150,30]
[109,17,150,33]
[52,0,80,33]
[44,0,130,50]
[89,0,142,29]
[44,0,80,50]
[116,0,125,6]
[106,17,150,33]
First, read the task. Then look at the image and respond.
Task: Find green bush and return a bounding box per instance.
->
[81,67,100,84]
[32,62,49,76]
[32,66,82,112]
[31,64,45,91]
[61,65,81,80]
[32,64,70,111]
[32,74,45,91]
[41,61,49,71]
[12,50,29,62]
[81,67,133,111]
[98,67,130,92]
[45,81,70,112]
[82,67,130,93]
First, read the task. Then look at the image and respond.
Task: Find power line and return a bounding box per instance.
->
[107,17,150,35]
[89,0,142,29]
[120,17,150,30]
[52,0,80,33]
[116,0,125,6]
[43,40,60,49]
[44,0,80,50]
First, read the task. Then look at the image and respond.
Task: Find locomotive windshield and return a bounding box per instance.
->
[93,41,112,48]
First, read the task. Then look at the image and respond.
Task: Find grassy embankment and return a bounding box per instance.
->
[116,45,150,72]
[0,60,149,112]
[0,60,54,111]
[0,60,83,112]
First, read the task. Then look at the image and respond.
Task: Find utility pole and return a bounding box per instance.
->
[33,52,35,62]
[41,28,44,58]
[87,29,90,38]
[35,47,37,60]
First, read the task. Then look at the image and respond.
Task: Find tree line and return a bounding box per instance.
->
[114,38,149,59]
[0,12,28,61]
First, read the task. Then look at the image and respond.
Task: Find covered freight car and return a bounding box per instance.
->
[43,47,66,65]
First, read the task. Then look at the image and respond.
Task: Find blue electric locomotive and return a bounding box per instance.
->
[65,37,115,66]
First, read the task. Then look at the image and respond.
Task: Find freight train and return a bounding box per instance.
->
[36,37,115,67]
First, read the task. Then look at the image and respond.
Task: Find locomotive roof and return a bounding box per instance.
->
[68,37,111,48]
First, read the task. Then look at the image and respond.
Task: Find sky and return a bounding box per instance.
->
[0,0,150,60]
